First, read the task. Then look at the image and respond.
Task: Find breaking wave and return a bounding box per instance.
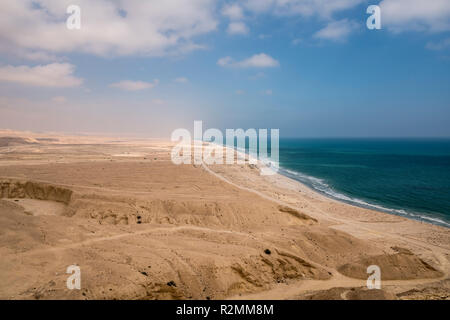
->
[279,167,450,228]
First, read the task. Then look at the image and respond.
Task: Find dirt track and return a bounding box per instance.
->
[0,132,448,300]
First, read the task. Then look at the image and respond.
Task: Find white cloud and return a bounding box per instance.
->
[245,0,274,13]
[227,22,250,35]
[314,19,358,41]
[4,0,447,63]
[217,56,234,67]
[18,51,63,62]
[222,4,250,36]
[0,63,83,87]
[218,53,279,68]
[245,0,363,18]
[174,77,188,83]
[380,0,450,32]
[222,4,244,20]
[426,38,450,51]
[0,0,217,58]
[239,54,279,67]
[110,80,159,91]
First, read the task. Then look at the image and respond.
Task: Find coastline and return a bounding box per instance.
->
[208,150,450,237]
[0,132,449,300]
[278,166,450,228]
[220,141,450,228]
[206,147,450,298]
[207,146,450,249]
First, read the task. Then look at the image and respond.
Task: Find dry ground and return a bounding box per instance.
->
[0,131,448,300]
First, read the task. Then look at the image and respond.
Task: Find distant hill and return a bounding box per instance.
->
[0,136,37,147]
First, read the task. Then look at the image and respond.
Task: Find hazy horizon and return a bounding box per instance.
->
[1,0,449,138]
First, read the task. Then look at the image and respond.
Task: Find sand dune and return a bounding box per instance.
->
[0,131,448,300]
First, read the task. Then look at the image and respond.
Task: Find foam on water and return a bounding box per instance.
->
[280,167,450,228]
[207,139,450,228]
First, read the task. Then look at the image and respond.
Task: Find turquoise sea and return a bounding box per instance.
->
[277,138,450,228]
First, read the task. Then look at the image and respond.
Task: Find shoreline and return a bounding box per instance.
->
[218,141,449,229]
[207,147,450,244]
[0,132,449,300]
[277,166,450,229]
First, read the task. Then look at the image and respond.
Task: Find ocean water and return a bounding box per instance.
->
[277,138,450,228]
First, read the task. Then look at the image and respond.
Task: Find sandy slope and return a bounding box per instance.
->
[0,131,448,300]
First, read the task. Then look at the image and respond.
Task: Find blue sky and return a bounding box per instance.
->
[0,0,449,137]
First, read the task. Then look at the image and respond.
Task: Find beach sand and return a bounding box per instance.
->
[0,130,448,300]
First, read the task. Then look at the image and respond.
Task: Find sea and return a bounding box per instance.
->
[276,138,450,228]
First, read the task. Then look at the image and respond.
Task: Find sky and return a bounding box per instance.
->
[0,0,449,138]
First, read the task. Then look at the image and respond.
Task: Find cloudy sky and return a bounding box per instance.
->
[0,0,449,137]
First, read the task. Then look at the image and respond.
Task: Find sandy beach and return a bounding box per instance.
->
[0,130,449,300]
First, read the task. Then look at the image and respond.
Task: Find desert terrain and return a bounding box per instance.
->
[0,130,449,300]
